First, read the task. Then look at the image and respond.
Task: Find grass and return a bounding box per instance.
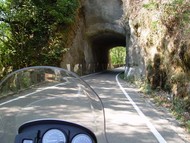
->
[148,91,190,132]
[187,120,190,132]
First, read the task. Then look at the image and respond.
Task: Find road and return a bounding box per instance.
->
[0,68,190,143]
[83,68,190,143]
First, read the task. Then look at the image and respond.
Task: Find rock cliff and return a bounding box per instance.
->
[61,0,126,74]
[61,0,190,109]
[123,0,190,110]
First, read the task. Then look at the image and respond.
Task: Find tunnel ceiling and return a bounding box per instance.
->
[90,32,126,49]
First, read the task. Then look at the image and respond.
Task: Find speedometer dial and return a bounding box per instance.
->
[42,129,66,143]
[72,134,93,143]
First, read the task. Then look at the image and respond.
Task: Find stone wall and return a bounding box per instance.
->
[60,5,86,74]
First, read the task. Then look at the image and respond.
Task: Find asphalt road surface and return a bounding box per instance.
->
[83,68,190,143]
[0,68,190,143]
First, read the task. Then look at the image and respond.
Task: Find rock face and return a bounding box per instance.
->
[123,0,190,108]
[84,0,124,35]
[61,0,128,74]
[61,0,190,108]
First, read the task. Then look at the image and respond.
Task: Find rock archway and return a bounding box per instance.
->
[61,0,141,75]
[87,31,126,71]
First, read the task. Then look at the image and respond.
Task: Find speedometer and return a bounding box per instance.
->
[72,134,93,143]
[42,129,66,143]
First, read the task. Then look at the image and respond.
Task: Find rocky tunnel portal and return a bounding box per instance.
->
[89,32,126,71]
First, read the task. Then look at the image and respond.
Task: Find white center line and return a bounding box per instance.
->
[116,73,167,143]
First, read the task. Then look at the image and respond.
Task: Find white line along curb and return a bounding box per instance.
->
[116,73,167,143]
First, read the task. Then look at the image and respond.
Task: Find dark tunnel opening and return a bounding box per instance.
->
[89,32,126,71]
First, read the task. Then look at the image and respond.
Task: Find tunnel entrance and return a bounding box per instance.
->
[89,32,126,71]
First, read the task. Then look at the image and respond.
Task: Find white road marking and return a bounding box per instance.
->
[0,82,65,106]
[0,71,101,106]
[0,70,167,143]
[116,73,167,143]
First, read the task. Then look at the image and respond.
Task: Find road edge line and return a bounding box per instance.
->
[116,73,167,143]
[0,71,102,106]
[0,82,65,106]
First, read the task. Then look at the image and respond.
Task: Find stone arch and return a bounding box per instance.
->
[86,30,126,71]
[83,0,127,72]
[61,0,133,74]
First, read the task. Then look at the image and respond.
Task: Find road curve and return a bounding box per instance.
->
[0,68,190,143]
[83,68,190,143]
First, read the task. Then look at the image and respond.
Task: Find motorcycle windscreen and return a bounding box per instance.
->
[0,66,107,143]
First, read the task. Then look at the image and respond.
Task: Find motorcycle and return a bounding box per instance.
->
[0,66,108,143]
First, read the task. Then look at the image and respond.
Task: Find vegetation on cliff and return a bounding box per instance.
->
[0,0,79,80]
[126,0,190,130]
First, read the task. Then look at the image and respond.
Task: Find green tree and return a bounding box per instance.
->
[0,1,13,78]
[0,0,79,78]
[110,46,126,65]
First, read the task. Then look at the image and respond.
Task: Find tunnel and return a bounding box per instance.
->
[88,31,126,71]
